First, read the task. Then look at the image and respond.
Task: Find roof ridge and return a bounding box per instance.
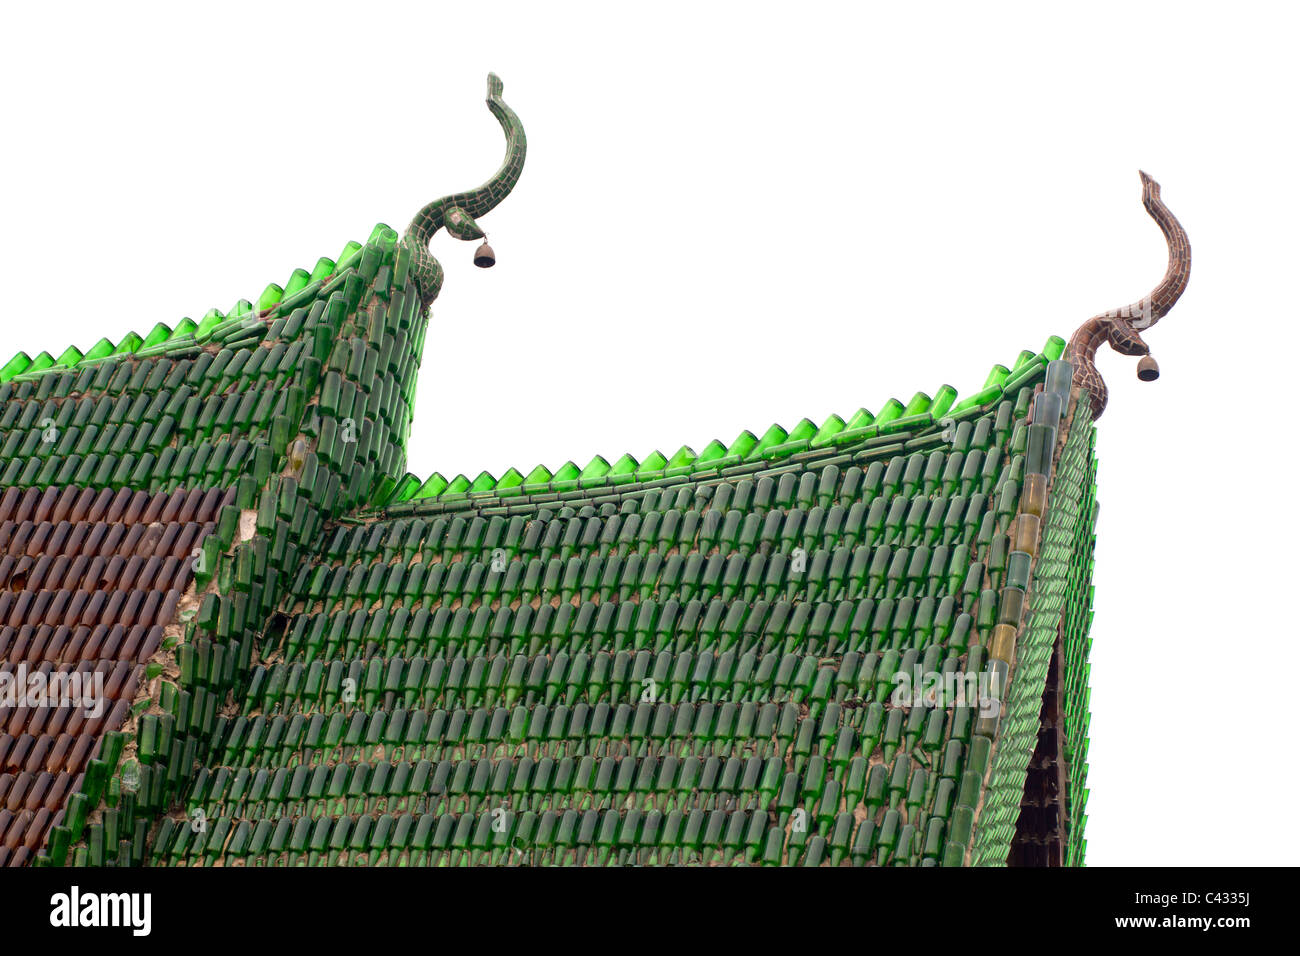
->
[0,226,392,385]
[368,336,1066,512]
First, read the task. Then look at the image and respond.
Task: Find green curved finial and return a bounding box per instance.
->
[403,73,527,305]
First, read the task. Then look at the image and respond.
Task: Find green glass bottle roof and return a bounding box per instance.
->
[0,75,1115,869]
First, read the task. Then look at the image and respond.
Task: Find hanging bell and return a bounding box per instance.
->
[473,241,496,268]
[1136,354,1160,381]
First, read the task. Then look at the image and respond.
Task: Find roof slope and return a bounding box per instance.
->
[156,340,1096,867]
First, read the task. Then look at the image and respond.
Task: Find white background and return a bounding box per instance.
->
[1,1,1294,866]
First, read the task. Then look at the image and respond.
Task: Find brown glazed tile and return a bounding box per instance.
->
[124,490,151,524]
[25,522,53,556]
[5,592,32,627]
[24,771,52,812]
[78,591,106,627]
[3,735,31,772]
[97,554,125,591]
[103,523,130,555]
[61,592,90,627]
[41,699,70,738]
[139,491,169,525]
[28,593,52,625]
[100,590,127,627]
[102,660,132,700]
[65,487,96,524]
[115,555,143,591]
[199,487,228,522]
[42,591,71,627]
[4,771,32,811]
[7,522,33,555]
[83,488,114,523]
[60,626,88,663]
[60,523,88,559]
[2,818,26,852]
[60,555,89,590]
[5,706,33,736]
[156,557,183,592]
[137,625,163,662]
[60,706,84,739]
[138,555,166,589]
[27,555,55,590]
[14,488,41,524]
[22,626,49,662]
[0,486,21,520]
[35,488,60,523]
[52,488,82,524]
[22,808,51,850]
[132,590,157,626]
[174,523,207,560]
[43,772,72,812]
[43,626,69,663]
[97,625,125,661]
[3,626,26,663]
[46,522,70,554]
[25,738,52,774]
[82,522,110,555]
[117,626,144,662]
[65,733,94,774]
[158,591,182,626]
[76,623,105,660]
[24,697,53,738]
[44,734,71,773]
[156,523,181,557]
[171,489,197,524]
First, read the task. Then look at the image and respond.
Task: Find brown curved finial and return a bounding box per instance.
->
[1066,171,1191,417]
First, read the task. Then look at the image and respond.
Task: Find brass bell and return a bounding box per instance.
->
[1136,354,1160,381]
[473,241,496,268]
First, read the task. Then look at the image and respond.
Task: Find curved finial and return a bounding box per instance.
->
[402,73,528,305]
[1065,171,1191,417]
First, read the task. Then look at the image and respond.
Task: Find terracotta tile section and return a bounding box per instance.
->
[0,485,227,866]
